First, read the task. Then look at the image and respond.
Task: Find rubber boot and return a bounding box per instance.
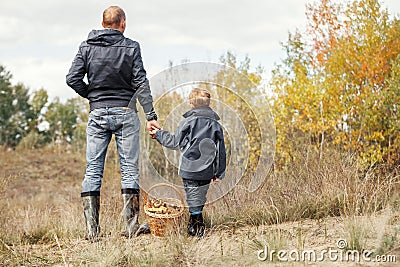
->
[195,213,205,238]
[121,189,140,238]
[187,214,196,236]
[134,223,151,237]
[82,193,100,241]
[187,213,205,238]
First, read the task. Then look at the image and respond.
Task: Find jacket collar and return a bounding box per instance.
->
[183,106,220,120]
[86,29,124,46]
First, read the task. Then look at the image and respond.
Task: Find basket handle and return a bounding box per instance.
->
[143,183,185,208]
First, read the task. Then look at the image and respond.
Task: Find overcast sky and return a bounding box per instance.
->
[0,0,399,101]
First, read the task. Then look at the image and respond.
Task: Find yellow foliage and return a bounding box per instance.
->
[270,0,400,169]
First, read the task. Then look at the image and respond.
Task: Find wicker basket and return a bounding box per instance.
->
[143,183,185,237]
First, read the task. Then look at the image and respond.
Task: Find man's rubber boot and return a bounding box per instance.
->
[82,193,100,241]
[134,223,151,237]
[121,189,140,238]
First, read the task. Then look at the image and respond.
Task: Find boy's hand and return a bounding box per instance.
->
[150,125,161,135]
[212,177,220,184]
[147,120,161,139]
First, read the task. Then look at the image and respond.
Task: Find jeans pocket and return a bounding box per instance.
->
[87,114,105,135]
[124,111,140,133]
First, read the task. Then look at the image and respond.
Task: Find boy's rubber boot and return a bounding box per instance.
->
[82,194,100,241]
[188,213,205,238]
[187,214,197,236]
[196,213,205,238]
[121,189,140,238]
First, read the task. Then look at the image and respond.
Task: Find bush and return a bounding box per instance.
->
[17,131,47,150]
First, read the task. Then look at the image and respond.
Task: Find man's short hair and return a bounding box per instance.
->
[103,6,126,28]
[189,88,211,107]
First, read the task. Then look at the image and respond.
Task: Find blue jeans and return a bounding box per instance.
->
[82,107,140,193]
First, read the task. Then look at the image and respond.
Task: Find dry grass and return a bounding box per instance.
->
[0,145,399,266]
[210,149,399,227]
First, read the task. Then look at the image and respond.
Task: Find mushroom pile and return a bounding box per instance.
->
[145,197,182,215]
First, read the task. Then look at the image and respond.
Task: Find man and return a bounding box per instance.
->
[66,6,159,239]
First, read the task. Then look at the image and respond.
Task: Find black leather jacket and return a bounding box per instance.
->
[155,106,226,180]
[66,29,154,113]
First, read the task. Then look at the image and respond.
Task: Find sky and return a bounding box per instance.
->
[0,0,399,101]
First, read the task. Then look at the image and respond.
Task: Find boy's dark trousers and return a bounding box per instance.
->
[182,179,211,237]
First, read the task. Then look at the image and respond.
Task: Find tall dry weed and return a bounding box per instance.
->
[206,147,399,228]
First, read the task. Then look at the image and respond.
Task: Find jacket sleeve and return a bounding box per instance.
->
[155,120,189,150]
[128,43,154,114]
[66,45,89,98]
[214,130,226,179]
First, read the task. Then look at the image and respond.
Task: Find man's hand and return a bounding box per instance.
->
[146,120,161,139]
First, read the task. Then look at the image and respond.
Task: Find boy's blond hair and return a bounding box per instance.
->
[189,88,211,107]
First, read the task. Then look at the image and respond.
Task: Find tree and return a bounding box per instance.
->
[45,98,78,144]
[213,52,266,172]
[70,97,89,150]
[147,91,184,183]
[28,88,48,132]
[0,66,33,147]
[270,0,400,168]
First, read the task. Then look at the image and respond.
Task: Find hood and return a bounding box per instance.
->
[86,29,124,46]
[183,106,220,120]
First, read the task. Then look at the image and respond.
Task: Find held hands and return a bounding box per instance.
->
[147,120,161,139]
[150,125,160,135]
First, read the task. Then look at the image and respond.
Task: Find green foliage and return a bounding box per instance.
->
[28,88,48,132]
[0,65,87,149]
[0,66,33,147]
[17,131,47,150]
[70,97,89,150]
[44,98,79,144]
[14,88,51,149]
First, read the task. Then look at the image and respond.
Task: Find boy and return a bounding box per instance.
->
[151,88,226,238]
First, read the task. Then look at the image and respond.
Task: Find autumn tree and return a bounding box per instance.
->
[270,0,400,168]
[212,52,267,172]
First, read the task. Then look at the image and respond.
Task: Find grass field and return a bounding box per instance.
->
[0,146,399,266]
